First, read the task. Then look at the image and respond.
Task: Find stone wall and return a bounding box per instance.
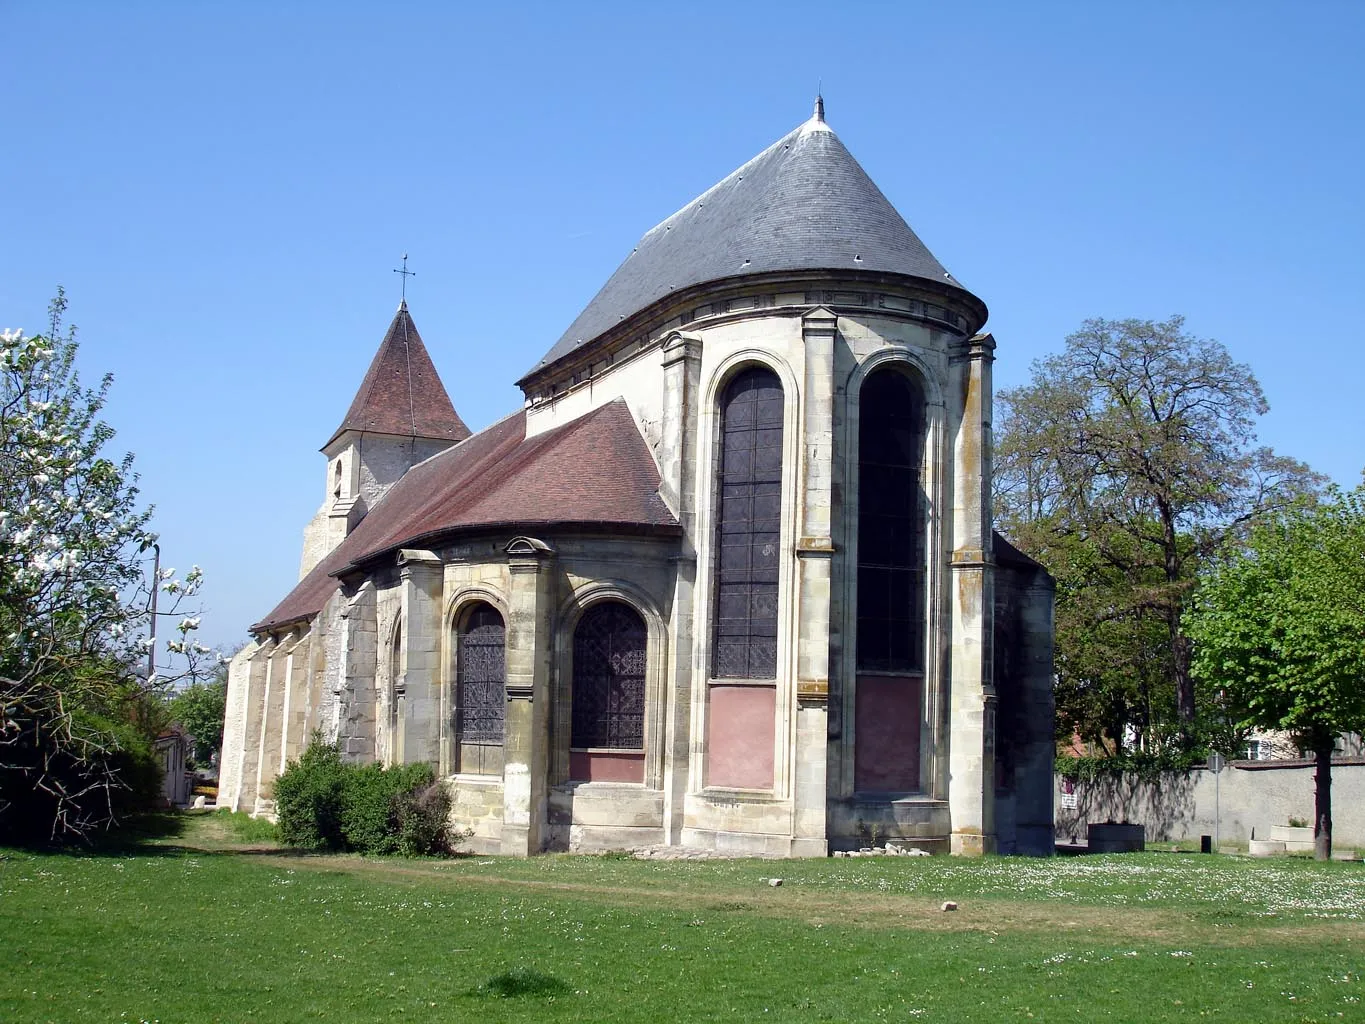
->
[1056,761,1365,847]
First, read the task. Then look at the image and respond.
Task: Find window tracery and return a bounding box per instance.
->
[572,601,647,750]
[711,366,784,679]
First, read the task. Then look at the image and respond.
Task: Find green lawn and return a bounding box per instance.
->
[1,814,1362,1023]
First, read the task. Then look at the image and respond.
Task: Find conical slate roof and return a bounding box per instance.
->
[528,104,979,376]
[326,301,471,449]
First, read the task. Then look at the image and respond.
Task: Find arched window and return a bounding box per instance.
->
[711,366,784,679]
[857,368,926,672]
[572,601,647,752]
[333,460,343,500]
[854,367,926,792]
[455,602,505,775]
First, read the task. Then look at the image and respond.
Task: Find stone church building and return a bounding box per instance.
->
[218,103,1055,856]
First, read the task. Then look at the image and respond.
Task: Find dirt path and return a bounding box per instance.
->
[167,822,1365,948]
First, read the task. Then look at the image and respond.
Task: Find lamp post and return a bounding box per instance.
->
[1207,751,1225,853]
[147,542,160,684]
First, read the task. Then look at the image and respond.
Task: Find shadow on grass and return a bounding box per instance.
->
[471,968,572,999]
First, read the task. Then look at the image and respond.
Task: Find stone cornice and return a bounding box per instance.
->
[522,269,987,403]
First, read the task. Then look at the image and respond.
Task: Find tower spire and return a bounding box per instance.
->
[813,91,825,123]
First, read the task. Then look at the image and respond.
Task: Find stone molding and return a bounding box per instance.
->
[524,273,981,405]
[661,329,703,367]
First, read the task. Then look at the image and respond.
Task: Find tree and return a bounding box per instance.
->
[0,292,211,843]
[168,659,228,768]
[1185,485,1365,860]
[995,316,1321,753]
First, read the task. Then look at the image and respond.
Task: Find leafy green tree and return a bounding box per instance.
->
[996,316,1321,753]
[1185,485,1365,859]
[0,292,210,843]
[168,662,228,768]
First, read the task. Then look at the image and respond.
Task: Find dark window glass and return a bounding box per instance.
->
[457,603,505,744]
[712,367,784,679]
[572,601,647,749]
[857,369,925,672]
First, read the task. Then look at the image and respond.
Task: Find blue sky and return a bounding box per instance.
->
[3,2,1362,651]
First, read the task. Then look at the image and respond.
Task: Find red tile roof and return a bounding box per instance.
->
[325,301,471,449]
[253,400,677,632]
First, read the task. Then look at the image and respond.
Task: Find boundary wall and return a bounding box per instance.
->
[1055,759,1365,847]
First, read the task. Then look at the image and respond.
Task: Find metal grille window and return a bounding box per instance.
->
[457,603,505,745]
[857,369,925,673]
[572,601,647,749]
[712,366,784,679]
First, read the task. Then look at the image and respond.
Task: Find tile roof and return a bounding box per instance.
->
[325,301,471,449]
[253,400,677,631]
[527,109,981,378]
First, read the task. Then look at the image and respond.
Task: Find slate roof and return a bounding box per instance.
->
[254,400,678,631]
[528,106,980,377]
[325,301,471,449]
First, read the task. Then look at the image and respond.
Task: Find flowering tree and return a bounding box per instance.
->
[0,291,211,843]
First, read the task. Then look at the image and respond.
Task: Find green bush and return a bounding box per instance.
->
[274,739,454,856]
[392,778,453,857]
[274,741,348,850]
[1055,748,1205,783]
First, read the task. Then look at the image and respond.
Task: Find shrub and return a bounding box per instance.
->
[392,778,453,857]
[274,739,456,856]
[1055,749,1205,783]
[273,741,347,850]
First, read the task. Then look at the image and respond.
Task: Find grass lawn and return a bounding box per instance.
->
[2,814,1362,1023]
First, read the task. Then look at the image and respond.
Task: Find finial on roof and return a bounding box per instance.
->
[814,92,825,123]
[392,252,416,304]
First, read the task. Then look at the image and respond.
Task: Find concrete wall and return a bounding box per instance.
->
[1056,761,1365,847]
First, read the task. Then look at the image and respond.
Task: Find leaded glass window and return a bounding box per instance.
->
[572,601,647,749]
[857,369,925,673]
[457,603,505,745]
[712,366,784,679]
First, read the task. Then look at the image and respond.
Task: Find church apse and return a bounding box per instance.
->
[221,102,1053,856]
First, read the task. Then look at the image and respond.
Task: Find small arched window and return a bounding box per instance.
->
[572,601,647,751]
[333,460,343,500]
[711,366,784,679]
[455,602,505,774]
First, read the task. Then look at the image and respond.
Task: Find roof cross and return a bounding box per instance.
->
[392,253,416,301]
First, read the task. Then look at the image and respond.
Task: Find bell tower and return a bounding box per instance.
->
[299,300,470,578]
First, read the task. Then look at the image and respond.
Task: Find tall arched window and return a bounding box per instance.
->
[854,366,926,792]
[857,368,925,672]
[571,601,647,782]
[455,602,505,775]
[712,366,784,679]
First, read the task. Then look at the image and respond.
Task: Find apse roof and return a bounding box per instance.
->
[325,300,471,449]
[527,101,977,378]
[253,399,677,632]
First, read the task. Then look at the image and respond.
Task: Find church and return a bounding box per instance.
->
[217,102,1056,856]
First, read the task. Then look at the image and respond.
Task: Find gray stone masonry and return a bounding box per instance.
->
[660,330,702,845]
[947,333,996,855]
[398,550,444,766]
[793,306,837,854]
[338,582,378,761]
[502,537,555,855]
